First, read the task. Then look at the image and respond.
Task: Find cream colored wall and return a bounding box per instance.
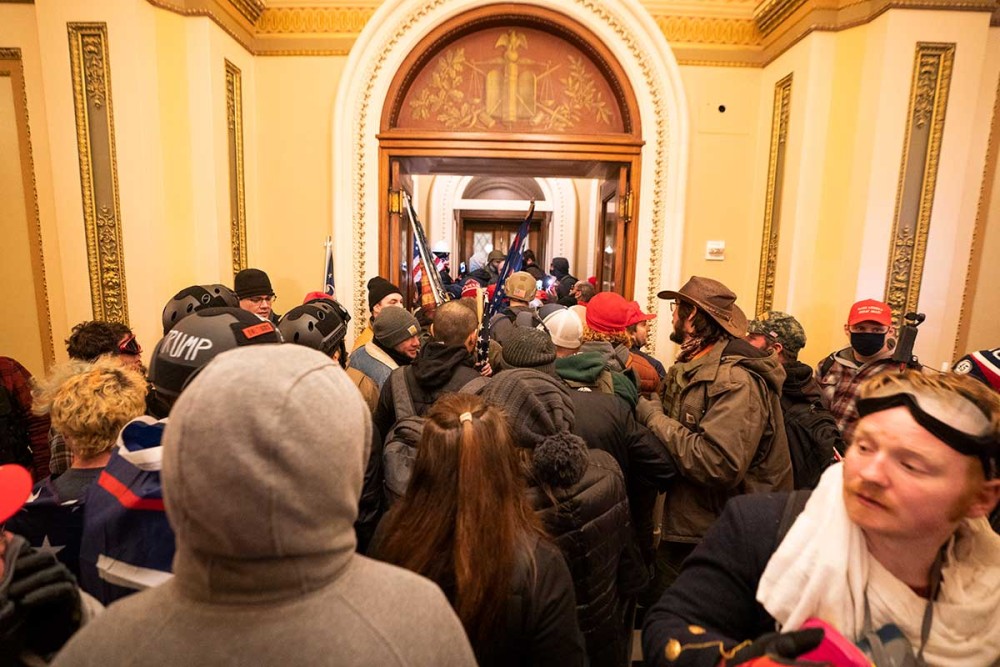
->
[963,30,1000,354]
[0,75,45,375]
[750,11,997,368]
[255,55,348,305]
[676,64,763,309]
[0,3,65,372]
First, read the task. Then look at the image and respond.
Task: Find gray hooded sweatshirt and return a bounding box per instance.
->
[54,345,476,667]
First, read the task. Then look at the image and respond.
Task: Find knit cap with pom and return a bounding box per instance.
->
[480,368,589,488]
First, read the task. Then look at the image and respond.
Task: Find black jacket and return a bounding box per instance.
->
[527,449,638,667]
[569,390,676,566]
[475,536,586,667]
[372,343,480,438]
[642,493,791,667]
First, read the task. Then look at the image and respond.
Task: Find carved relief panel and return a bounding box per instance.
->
[396,27,624,134]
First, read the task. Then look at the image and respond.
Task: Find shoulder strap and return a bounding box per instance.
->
[459,376,489,395]
[818,353,836,379]
[776,490,810,546]
[390,368,418,421]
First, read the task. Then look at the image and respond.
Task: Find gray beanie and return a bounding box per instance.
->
[373,306,420,348]
[499,327,556,375]
[480,368,588,488]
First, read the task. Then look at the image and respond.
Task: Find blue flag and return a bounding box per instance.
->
[475,201,535,363]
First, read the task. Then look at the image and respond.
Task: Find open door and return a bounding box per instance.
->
[383,159,416,306]
[594,165,631,294]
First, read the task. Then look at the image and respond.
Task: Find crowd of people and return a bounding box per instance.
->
[0,258,998,666]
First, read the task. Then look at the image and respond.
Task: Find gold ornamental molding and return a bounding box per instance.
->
[755,73,792,315]
[68,23,129,325]
[953,68,1000,359]
[143,0,996,64]
[0,47,55,368]
[225,60,249,277]
[884,42,954,324]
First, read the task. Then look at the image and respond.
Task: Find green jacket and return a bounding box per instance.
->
[636,338,792,543]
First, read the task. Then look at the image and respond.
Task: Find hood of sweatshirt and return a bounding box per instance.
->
[411,342,474,390]
[721,337,786,394]
[162,345,372,604]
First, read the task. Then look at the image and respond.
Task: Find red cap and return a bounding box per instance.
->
[302,291,334,304]
[848,299,892,327]
[626,301,657,327]
[0,465,32,524]
[587,276,597,287]
[586,292,634,333]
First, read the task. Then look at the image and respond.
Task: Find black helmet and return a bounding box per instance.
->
[148,307,281,416]
[162,284,239,335]
[278,299,350,364]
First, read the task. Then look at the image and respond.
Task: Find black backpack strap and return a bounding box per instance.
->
[390,368,418,421]
[776,490,810,546]
[817,353,836,380]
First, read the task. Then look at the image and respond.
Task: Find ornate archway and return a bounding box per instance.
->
[332,0,689,353]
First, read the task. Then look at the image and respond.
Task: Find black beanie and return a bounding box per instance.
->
[480,368,589,488]
[368,277,402,312]
[234,269,274,300]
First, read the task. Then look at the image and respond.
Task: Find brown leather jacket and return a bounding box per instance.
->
[636,338,793,543]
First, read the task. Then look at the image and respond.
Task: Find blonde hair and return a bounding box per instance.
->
[581,326,632,348]
[860,370,1000,437]
[39,358,147,460]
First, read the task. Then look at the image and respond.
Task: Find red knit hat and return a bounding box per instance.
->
[586,292,633,333]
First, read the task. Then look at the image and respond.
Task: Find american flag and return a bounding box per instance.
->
[411,240,446,285]
[475,201,535,364]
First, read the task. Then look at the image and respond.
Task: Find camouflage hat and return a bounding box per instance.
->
[747,310,806,356]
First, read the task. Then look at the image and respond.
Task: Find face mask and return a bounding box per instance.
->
[850,332,885,357]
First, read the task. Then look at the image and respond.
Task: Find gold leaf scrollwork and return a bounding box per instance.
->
[885,43,954,322]
[81,36,107,109]
[756,73,792,315]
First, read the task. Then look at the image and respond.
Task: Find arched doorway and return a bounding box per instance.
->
[333,0,689,354]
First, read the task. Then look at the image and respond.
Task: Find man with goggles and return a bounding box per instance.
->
[643,370,1000,666]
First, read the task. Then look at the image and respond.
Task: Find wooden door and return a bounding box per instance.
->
[594,165,630,294]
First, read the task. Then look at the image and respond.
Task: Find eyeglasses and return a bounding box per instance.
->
[669,301,678,312]
[245,295,277,305]
[118,334,142,356]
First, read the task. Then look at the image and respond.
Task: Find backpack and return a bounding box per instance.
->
[781,396,844,490]
[0,383,33,468]
[382,372,489,505]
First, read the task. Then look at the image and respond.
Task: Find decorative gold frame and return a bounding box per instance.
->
[68,23,129,324]
[953,69,1000,359]
[884,43,954,323]
[0,47,55,368]
[755,73,792,315]
[225,59,248,277]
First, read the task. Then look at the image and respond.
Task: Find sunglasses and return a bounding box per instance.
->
[118,334,142,356]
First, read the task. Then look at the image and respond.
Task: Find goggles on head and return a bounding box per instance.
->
[856,386,998,479]
[118,333,142,356]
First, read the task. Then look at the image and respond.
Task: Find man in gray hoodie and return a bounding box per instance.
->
[54,345,476,667]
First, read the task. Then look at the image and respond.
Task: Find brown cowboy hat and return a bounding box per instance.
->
[657,276,748,338]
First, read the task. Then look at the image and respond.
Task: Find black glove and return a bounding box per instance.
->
[727,628,824,666]
[7,546,82,657]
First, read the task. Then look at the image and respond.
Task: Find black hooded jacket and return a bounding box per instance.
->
[372,343,480,439]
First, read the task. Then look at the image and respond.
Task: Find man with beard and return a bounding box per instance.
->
[747,311,845,489]
[816,299,897,443]
[635,276,792,600]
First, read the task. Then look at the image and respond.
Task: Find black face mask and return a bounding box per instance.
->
[850,332,886,357]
